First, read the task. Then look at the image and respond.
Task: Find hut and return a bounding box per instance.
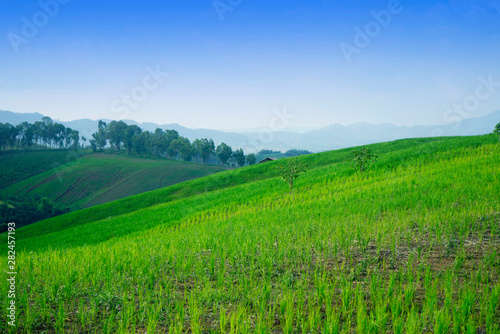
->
[258,157,277,163]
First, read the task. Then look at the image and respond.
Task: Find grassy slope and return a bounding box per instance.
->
[2,135,500,333]
[13,136,457,243]
[0,153,229,209]
[0,149,86,189]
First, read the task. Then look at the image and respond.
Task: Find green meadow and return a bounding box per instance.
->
[1,135,499,333]
[0,153,229,209]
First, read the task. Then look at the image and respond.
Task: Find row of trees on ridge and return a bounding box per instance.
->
[0,117,80,151]
[90,120,256,167]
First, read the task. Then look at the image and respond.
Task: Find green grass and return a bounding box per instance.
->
[0,149,87,189]
[0,153,229,209]
[1,134,499,333]
[12,136,476,242]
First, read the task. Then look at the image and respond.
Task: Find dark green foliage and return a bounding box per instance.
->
[351,147,376,172]
[0,117,80,151]
[284,149,313,156]
[123,125,142,155]
[92,120,108,152]
[233,148,245,167]
[246,153,256,165]
[200,138,215,164]
[277,157,307,191]
[216,143,232,165]
[494,121,500,142]
[178,138,192,161]
[0,195,71,232]
[90,121,252,166]
[258,149,281,155]
[107,120,128,153]
[0,123,17,150]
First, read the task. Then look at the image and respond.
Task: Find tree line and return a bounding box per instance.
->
[0,116,317,167]
[90,120,257,167]
[0,117,81,151]
[258,149,313,157]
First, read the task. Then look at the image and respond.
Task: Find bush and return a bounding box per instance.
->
[277,157,307,191]
[351,147,376,172]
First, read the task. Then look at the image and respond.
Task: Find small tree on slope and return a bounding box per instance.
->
[351,147,376,173]
[494,121,500,142]
[277,157,307,191]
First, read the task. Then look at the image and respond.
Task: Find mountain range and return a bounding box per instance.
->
[1,109,499,153]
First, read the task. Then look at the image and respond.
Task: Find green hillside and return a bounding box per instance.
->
[0,150,87,189]
[0,153,229,209]
[2,135,500,333]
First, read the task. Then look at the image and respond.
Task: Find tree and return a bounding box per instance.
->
[41,116,53,148]
[233,148,245,167]
[133,131,150,157]
[0,123,17,150]
[200,138,215,164]
[152,128,165,157]
[246,153,256,165]
[177,138,192,161]
[165,129,179,144]
[64,127,74,148]
[123,125,141,155]
[277,157,307,191]
[92,121,107,152]
[89,139,97,152]
[52,123,66,148]
[167,138,183,158]
[107,120,127,153]
[259,149,281,155]
[0,123,7,150]
[351,147,376,172]
[16,122,34,150]
[192,139,203,164]
[494,122,500,142]
[216,143,232,166]
[70,130,80,150]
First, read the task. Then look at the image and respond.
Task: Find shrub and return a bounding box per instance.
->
[351,147,376,172]
[277,157,307,191]
[494,122,500,142]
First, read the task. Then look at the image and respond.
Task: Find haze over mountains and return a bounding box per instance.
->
[1,109,499,153]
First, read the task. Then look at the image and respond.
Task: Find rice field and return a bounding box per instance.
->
[1,135,499,333]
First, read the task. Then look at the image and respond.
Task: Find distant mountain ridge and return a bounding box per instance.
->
[1,109,499,153]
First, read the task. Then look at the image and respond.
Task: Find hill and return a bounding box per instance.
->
[1,134,499,333]
[0,110,46,125]
[0,149,87,189]
[0,153,229,209]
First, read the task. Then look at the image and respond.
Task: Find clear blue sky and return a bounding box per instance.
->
[1,0,500,130]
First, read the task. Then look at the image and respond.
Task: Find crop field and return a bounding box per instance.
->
[0,153,229,209]
[1,135,499,333]
[0,150,87,190]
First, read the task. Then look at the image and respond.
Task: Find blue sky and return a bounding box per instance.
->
[1,0,500,130]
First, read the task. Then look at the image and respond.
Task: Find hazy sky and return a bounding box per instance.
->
[1,0,500,130]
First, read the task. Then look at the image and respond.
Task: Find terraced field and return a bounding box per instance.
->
[0,150,87,189]
[0,153,229,209]
[1,135,499,333]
